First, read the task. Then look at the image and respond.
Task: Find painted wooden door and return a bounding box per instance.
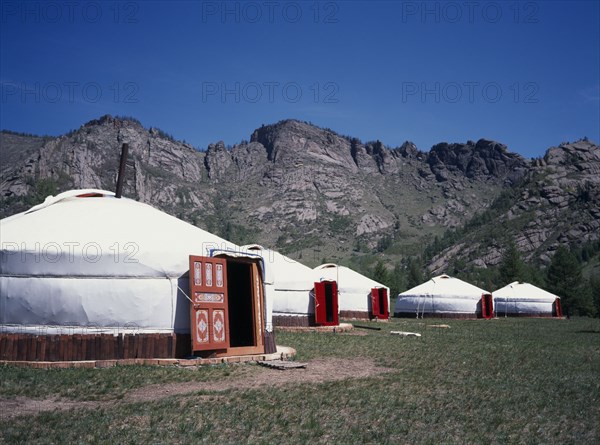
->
[481,294,494,319]
[371,288,389,319]
[371,288,380,317]
[380,288,389,318]
[314,280,339,326]
[189,256,229,352]
[553,298,563,317]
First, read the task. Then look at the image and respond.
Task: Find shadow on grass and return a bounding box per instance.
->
[574,330,600,334]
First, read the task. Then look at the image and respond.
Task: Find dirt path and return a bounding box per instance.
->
[0,358,394,419]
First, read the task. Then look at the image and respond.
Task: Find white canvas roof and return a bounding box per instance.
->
[493,282,558,301]
[242,245,316,317]
[394,274,489,316]
[1,189,235,278]
[0,189,270,334]
[314,263,390,314]
[493,281,558,315]
[400,274,489,298]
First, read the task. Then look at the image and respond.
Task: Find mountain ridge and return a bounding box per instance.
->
[1,115,598,282]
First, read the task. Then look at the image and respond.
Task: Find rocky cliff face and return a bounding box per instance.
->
[2,116,211,218]
[519,140,600,257]
[427,139,600,274]
[428,139,528,183]
[1,116,598,270]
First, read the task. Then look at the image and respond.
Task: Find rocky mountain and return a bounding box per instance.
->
[427,139,600,274]
[1,116,598,275]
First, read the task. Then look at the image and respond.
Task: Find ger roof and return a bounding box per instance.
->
[314,263,388,290]
[399,274,489,297]
[0,189,237,278]
[493,282,559,301]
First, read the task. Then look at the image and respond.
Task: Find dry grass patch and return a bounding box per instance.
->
[0,357,392,419]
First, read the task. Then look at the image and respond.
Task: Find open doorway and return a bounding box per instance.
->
[189,254,266,358]
[227,261,255,347]
[220,257,265,356]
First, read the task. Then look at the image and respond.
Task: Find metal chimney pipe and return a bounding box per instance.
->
[115,143,129,198]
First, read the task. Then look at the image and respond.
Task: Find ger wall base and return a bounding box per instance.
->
[0,333,191,362]
[394,312,480,319]
[0,346,296,369]
[273,311,386,327]
[495,312,559,318]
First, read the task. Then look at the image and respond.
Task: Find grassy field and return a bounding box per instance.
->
[1,317,599,444]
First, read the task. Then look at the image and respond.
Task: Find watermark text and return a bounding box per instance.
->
[1,81,140,104]
[401,81,539,104]
[1,1,140,24]
[400,1,539,24]
[201,81,339,103]
[201,1,339,24]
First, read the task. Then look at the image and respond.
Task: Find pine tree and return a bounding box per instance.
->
[407,258,424,289]
[589,277,600,318]
[546,246,592,316]
[390,262,406,296]
[498,241,528,285]
[373,260,389,286]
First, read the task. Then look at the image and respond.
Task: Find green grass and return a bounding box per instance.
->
[0,363,254,402]
[1,317,599,444]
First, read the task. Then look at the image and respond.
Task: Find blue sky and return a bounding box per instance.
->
[1,1,598,157]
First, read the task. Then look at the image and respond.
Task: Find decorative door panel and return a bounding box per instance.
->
[212,310,226,342]
[195,310,210,344]
[189,256,229,352]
